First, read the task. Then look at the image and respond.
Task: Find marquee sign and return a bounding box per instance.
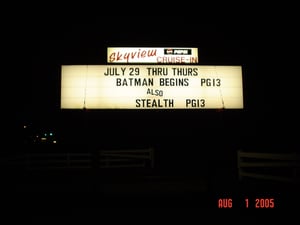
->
[61,65,243,109]
[107,47,198,64]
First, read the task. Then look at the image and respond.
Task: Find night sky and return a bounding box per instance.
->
[10,11,298,151]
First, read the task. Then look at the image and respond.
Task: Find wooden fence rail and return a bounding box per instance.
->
[7,148,155,170]
[99,148,154,169]
[237,150,300,183]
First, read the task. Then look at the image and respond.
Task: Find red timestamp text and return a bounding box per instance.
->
[245,198,275,208]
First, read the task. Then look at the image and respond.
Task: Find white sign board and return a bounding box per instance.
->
[107,47,198,64]
[61,65,243,109]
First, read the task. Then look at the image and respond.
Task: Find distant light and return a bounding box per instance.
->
[49,132,53,136]
[53,140,57,144]
[41,137,47,141]
[23,125,27,129]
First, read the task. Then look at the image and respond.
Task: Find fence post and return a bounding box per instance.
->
[237,150,242,181]
[150,147,154,169]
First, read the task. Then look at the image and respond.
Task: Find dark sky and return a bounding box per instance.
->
[7,7,299,152]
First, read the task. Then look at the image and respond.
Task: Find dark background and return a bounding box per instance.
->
[13,11,298,153]
[4,4,300,224]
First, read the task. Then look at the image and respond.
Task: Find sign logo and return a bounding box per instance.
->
[107,47,198,64]
[164,49,192,55]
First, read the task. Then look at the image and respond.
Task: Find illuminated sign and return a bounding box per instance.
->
[107,47,198,64]
[61,65,243,109]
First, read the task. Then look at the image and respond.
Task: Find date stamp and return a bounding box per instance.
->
[218,198,275,209]
[246,198,275,208]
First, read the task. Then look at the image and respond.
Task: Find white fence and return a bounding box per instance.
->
[23,152,93,170]
[19,148,154,170]
[237,150,300,183]
[99,148,154,169]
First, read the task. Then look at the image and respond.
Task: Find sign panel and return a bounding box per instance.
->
[107,47,198,64]
[61,65,243,109]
